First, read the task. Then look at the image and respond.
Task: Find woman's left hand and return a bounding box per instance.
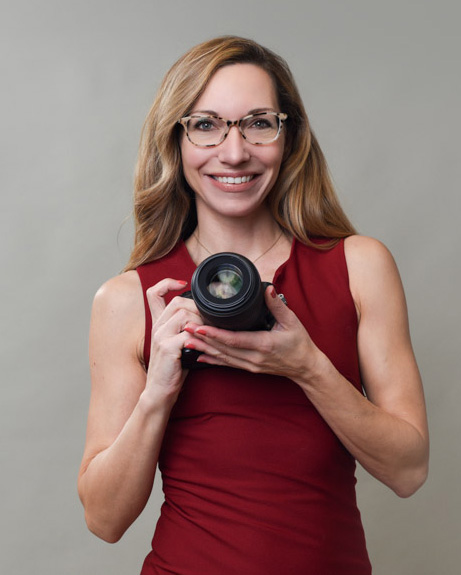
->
[184,285,324,379]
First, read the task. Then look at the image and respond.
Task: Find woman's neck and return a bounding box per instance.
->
[193,211,281,257]
[185,210,293,280]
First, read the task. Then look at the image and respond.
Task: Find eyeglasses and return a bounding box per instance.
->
[178,111,288,147]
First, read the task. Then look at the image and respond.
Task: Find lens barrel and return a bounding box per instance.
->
[190,252,273,330]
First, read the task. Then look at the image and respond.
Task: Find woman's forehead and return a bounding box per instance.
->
[191,64,279,117]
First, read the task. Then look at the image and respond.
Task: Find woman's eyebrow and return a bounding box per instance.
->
[189,109,218,116]
[247,107,277,115]
[189,107,277,116]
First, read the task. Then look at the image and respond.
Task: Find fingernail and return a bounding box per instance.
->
[196,328,207,336]
[184,342,196,350]
[270,286,277,298]
[184,326,195,334]
[178,280,188,286]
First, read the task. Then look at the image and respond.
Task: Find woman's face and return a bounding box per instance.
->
[180,64,285,222]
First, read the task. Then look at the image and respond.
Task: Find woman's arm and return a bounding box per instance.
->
[78,273,198,542]
[294,236,429,496]
[337,235,429,495]
[184,236,429,497]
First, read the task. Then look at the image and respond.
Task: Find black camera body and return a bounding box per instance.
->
[180,252,282,369]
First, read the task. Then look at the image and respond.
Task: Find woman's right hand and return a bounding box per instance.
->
[144,278,203,401]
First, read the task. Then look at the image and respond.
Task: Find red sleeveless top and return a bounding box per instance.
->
[137,239,371,575]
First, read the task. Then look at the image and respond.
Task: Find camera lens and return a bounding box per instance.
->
[189,252,274,331]
[207,266,243,299]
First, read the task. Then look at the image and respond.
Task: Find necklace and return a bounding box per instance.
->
[193,228,284,264]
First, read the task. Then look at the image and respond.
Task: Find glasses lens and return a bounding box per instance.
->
[186,116,225,146]
[242,112,280,144]
[207,267,243,299]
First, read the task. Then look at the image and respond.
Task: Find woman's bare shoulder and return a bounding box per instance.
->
[344,234,400,282]
[344,234,395,267]
[91,271,145,336]
[344,235,403,317]
[94,271,143,308]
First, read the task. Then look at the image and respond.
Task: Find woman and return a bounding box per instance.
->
[78,36,429,574]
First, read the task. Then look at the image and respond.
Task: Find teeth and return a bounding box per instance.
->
[214,175,253,184]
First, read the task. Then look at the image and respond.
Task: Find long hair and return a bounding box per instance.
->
[124,36,356,270]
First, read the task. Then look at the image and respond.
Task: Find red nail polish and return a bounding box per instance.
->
[270,286,277,298]
[196,328,207,336]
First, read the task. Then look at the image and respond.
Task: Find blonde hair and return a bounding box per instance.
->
[125,36,356,271]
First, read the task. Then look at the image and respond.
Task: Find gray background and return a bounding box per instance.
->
[1,0,459,573]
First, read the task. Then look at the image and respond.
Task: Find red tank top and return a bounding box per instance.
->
[137,239,371,575]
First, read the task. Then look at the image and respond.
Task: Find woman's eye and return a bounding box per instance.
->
[254,120,271,128]
[247,117,276,130]
[191,118,218,131]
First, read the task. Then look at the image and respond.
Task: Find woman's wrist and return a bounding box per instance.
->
[293,347,333,395]
[138,385,179,418]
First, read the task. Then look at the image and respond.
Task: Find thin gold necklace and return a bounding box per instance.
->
[193,228,284,264]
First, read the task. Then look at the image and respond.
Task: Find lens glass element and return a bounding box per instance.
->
[207,266,243,299]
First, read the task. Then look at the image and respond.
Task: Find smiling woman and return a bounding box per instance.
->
[78,36,428,575]
[124,36,356,269]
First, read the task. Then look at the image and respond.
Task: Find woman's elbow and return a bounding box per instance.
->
[84,510,127,544]
[78,485,127,543]
[391,460,429,498]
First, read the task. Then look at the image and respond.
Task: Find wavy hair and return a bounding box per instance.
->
[124,36,356,270]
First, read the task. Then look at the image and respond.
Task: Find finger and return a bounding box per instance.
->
[264,285,290,328]
[194,347,262,372]
[153,308,204,353]
[149,330,196,382]
[151,320,203,369]
[188,325,273,360]
[146,279,188,319]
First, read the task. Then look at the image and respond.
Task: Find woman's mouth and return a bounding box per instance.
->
[211,175,255,185]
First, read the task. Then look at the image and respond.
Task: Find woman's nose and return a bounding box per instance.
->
[217,125,251,164]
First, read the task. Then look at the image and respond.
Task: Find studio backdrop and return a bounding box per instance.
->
[1,1,459,574]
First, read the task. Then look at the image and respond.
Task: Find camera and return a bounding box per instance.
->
[180,252,285,369]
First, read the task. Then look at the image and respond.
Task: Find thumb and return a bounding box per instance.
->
[265,284,289,326]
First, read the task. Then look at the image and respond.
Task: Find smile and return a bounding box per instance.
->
[211,175,255,184]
